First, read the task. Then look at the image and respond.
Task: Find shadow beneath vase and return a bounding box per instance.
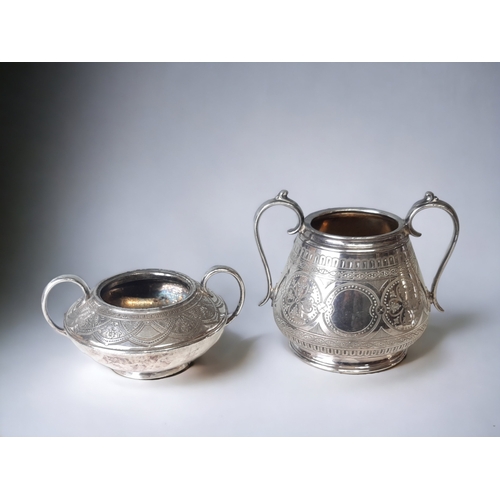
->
[404,310,478,364]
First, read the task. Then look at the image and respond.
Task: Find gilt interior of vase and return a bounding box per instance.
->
[100,276,191,309]
[311,212,399,237]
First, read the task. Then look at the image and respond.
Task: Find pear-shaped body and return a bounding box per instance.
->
[254,191,459,374]
[273,210,430,373]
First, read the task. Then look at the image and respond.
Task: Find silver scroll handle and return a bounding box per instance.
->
[405,191,460,312]
[41,275,91,336]
[201,266,245,324]
[254,190,305,306]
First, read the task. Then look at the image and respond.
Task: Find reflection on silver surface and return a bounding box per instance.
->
[100,276,191,309]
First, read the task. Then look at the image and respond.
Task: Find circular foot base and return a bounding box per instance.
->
[289,342,407,374]
[112,362,192,380]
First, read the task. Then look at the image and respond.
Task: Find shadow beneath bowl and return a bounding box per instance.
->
[188,329,263,379]
[404,310,478,364]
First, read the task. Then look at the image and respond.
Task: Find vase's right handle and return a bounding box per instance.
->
[254,190,304,306]
[405,191,460,312]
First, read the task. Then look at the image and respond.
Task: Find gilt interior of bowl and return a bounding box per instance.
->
[99,272,194,309]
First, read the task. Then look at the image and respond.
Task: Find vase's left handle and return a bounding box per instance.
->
[254,190,304,306]
[201,266,245,325]
[41,275,91,336]
[405,192,460,312]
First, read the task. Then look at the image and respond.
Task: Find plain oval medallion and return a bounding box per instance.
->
[324,284,380,337]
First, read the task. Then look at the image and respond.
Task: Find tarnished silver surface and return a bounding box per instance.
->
[254,190,459,374]
[42,267,245,379]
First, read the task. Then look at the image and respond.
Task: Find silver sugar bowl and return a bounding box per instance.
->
[42,267,245,379]
[254,190,459,374]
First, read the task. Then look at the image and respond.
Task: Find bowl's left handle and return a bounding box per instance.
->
[201,266,245,325]
[41,275,91,336]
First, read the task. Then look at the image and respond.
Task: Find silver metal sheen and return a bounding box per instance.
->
[42,267,245,379]
[254,190,459,374]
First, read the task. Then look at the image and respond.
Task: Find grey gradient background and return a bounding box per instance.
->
[1,63,499,436]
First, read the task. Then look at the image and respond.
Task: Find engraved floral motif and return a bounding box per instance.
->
[281,274,321,327]
[382,278,422,331]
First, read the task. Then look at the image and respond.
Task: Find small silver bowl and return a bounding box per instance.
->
[42,267,245,379]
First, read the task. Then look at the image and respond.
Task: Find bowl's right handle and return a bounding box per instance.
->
[201,266,245,325]
[405,191,460,312]
[41,275,91,336]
